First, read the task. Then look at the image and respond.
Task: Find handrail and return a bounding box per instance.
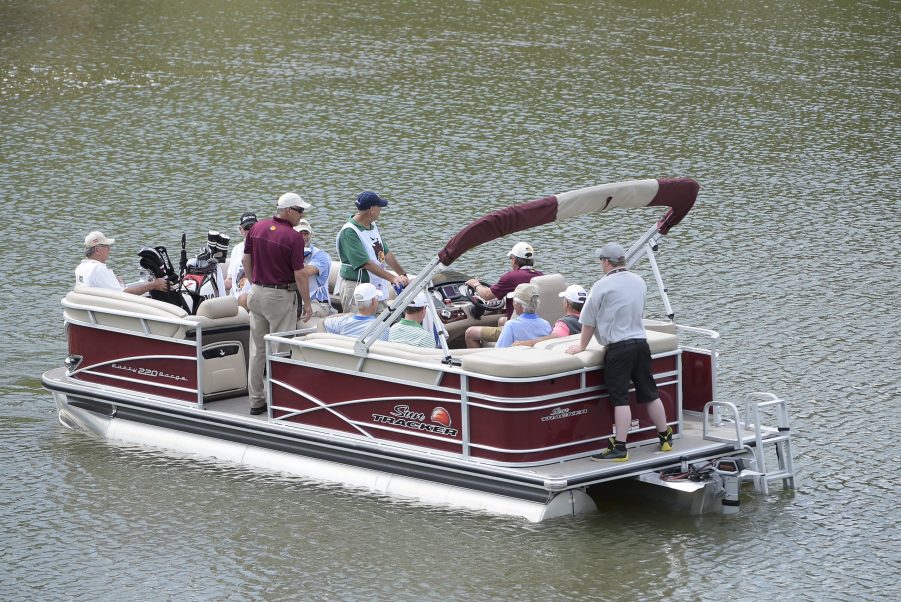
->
[702,400,743,450]
[63,296,212,407]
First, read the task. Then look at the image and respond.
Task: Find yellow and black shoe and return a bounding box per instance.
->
[658,426,674,452]
[591,439,629,462]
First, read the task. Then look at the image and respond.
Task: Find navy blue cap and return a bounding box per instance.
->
[355,191,389,210]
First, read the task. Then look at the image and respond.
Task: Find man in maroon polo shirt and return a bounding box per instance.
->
[242,192,313,415]
[463,241,543,348]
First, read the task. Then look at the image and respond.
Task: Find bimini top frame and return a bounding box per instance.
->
[354,177,700,356]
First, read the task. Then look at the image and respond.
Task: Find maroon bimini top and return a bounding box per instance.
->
[490,267,544,318]
[244,216,306,286]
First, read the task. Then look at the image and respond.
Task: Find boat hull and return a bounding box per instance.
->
[44,368,597,521]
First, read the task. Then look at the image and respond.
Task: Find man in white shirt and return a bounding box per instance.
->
[75,231,168,295]
[225,211,258,299]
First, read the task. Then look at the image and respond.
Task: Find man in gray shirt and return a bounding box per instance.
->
[566,242,673,461]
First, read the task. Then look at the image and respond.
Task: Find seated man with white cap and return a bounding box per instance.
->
[388,292,437,348]
[512,284,587,347]
[75,231,169,296]
[496,283,551,348]
[323,283,389,340]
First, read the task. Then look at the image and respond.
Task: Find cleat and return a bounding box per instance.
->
[659,426,673,452]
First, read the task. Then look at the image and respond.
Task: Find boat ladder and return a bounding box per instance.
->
[702,392,797,495]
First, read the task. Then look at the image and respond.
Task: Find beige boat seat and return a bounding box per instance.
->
[460,346,584,377]
[291,332,483,385]
[187,296,250,370]
[530,273,567,325]
[64,286,190,338]
[328,260,341,296]
[534,328,680,367]
[192,296,249,329]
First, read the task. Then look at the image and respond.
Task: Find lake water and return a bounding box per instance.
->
[2,1,898,600]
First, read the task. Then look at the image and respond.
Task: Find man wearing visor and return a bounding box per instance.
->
[294,219,334,326]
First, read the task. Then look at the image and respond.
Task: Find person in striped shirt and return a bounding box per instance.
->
[323,283,389,341]
[388,292,436,348]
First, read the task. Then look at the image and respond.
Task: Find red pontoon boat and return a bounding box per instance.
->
[43,178,796,521]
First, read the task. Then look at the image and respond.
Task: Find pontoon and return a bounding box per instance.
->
[43,178,796,521]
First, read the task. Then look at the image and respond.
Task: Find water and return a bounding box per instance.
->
[2,1,899,599]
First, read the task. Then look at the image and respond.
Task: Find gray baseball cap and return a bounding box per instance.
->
[597,242,626,262]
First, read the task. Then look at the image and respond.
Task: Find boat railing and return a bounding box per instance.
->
[265,329,683,464]
[61,292,255,407]
[62,297,210,405]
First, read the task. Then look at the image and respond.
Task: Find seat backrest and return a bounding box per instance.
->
[530,273,566,325]
[65,285,190,337]
[328,260,340,295]
[196,295,238,319]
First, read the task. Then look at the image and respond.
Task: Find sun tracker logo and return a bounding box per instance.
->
[540,406,588,422]
[371,404,458,437]
[430,406,451,427]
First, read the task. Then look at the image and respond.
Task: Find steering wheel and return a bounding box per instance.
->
[463,280,506,313]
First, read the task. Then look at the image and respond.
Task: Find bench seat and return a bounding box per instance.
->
[64,286,249,338]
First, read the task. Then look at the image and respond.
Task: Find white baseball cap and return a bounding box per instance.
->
[84,231,115,247]
[408,292,430,308]
[353,282,386,304]
[506,242,534,259]
[558,284,587,303]
[277,192,311,210]
[294,219,312,234]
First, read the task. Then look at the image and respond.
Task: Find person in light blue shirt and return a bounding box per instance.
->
[324,282,389,341]
[295,220,334,320]
[496,283,551,348]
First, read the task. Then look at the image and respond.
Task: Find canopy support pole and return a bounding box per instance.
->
[626,225,675,321]
[354,256,446,356]
[644,243,674,320]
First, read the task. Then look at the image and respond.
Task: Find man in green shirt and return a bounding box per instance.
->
[388,292,436,348]
[335,191,409,312]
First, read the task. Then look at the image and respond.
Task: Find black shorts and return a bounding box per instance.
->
[603,339,659,407]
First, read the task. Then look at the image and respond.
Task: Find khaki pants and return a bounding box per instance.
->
[247,285,297,407]
[339,284,356,315]
[298,300,335,330]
